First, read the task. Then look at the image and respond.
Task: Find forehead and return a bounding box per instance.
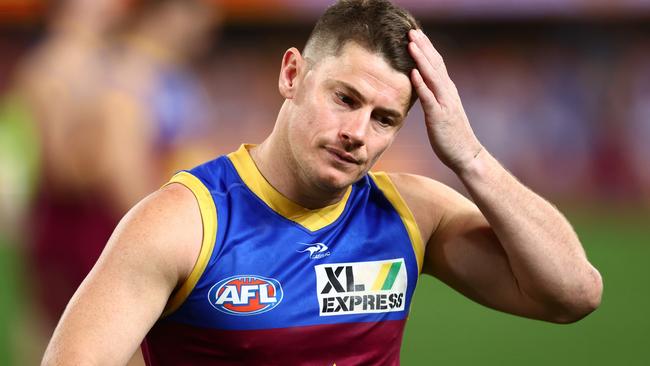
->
[311,42,412,113]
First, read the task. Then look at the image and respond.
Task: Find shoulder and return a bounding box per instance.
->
[110,182,203,286]
[134,182,202,232]
[381,172,477,244]
[385,172,475,211]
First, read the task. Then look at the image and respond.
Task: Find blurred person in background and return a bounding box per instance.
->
[1,0,124,238]
[43,1,601,364]
[14,0,127,330]
[99,0,219,203]
[1,0,219,363]
[619,44,650,203]
[0,0,127,363]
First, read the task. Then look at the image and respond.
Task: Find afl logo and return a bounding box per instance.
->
[208,275,283,316]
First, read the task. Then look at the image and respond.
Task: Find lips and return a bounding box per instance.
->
[325,147,360,164]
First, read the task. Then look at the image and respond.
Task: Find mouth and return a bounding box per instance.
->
[324,147,360,165]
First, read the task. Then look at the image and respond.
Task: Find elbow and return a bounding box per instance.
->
[549,268,603,324]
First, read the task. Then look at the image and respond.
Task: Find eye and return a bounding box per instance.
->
[336,92,355,107]
[373,114,395,127]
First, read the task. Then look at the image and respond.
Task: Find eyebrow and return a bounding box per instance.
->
[334,80,405,121]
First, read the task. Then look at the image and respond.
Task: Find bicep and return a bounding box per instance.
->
[415,181,553,320]
[43,185,202,365]
[424,210,534,317]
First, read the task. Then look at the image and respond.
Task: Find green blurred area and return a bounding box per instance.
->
[0,238,23,366]
[402,208,650,365]
[1,209,648,364]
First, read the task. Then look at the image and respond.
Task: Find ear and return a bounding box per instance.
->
[278,47,304,99]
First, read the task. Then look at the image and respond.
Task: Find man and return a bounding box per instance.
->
[42,1,603,365]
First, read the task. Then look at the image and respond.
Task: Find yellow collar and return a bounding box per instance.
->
[227,144,352,232]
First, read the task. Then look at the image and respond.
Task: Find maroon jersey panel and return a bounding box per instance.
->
[142,319,406,366]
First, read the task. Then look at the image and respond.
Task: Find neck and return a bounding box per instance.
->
[249,106,348,209]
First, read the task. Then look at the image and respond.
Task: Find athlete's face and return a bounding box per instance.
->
[280,42,412,192]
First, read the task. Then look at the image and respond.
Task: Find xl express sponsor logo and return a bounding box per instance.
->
[315,258,407,316]
[208,275,283,316]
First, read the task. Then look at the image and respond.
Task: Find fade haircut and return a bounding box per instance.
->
[304,0,420,108]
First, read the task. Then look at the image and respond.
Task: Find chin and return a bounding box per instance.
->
[314,167,362,192]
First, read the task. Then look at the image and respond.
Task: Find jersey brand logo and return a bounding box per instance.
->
[315,259,407,316]
[208,275,283,316]
[297,242,330,260]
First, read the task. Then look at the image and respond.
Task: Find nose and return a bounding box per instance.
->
[339,110,369,150]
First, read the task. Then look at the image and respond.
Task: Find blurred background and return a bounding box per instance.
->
[0,0,648,365]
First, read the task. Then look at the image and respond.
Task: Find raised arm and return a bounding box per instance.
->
[402,28,602,323]
[42,183,203,365]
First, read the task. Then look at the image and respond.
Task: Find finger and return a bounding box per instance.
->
[411,68,439,110]
[410,29,448,74]
[408,41,451,102]
[417,29,448,73]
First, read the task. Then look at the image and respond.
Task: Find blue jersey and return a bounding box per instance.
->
[143,144,425,365]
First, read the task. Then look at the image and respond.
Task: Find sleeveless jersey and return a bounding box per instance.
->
[142,145,425,365]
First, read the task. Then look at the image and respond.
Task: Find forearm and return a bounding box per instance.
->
[42,279,149,366]
[407,27,602,321]
[456,147,602,320]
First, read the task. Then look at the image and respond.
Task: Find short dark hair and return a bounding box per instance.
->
[304,0,420,108]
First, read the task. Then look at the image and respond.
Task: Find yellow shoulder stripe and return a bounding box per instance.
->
[161,171,217,317]
[369,171,424,274]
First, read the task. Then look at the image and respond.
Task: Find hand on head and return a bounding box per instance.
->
[408,29,483,173]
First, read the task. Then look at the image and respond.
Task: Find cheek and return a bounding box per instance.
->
[367,134,395,161]
[288,112,321,155]
[302,107,335,142]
